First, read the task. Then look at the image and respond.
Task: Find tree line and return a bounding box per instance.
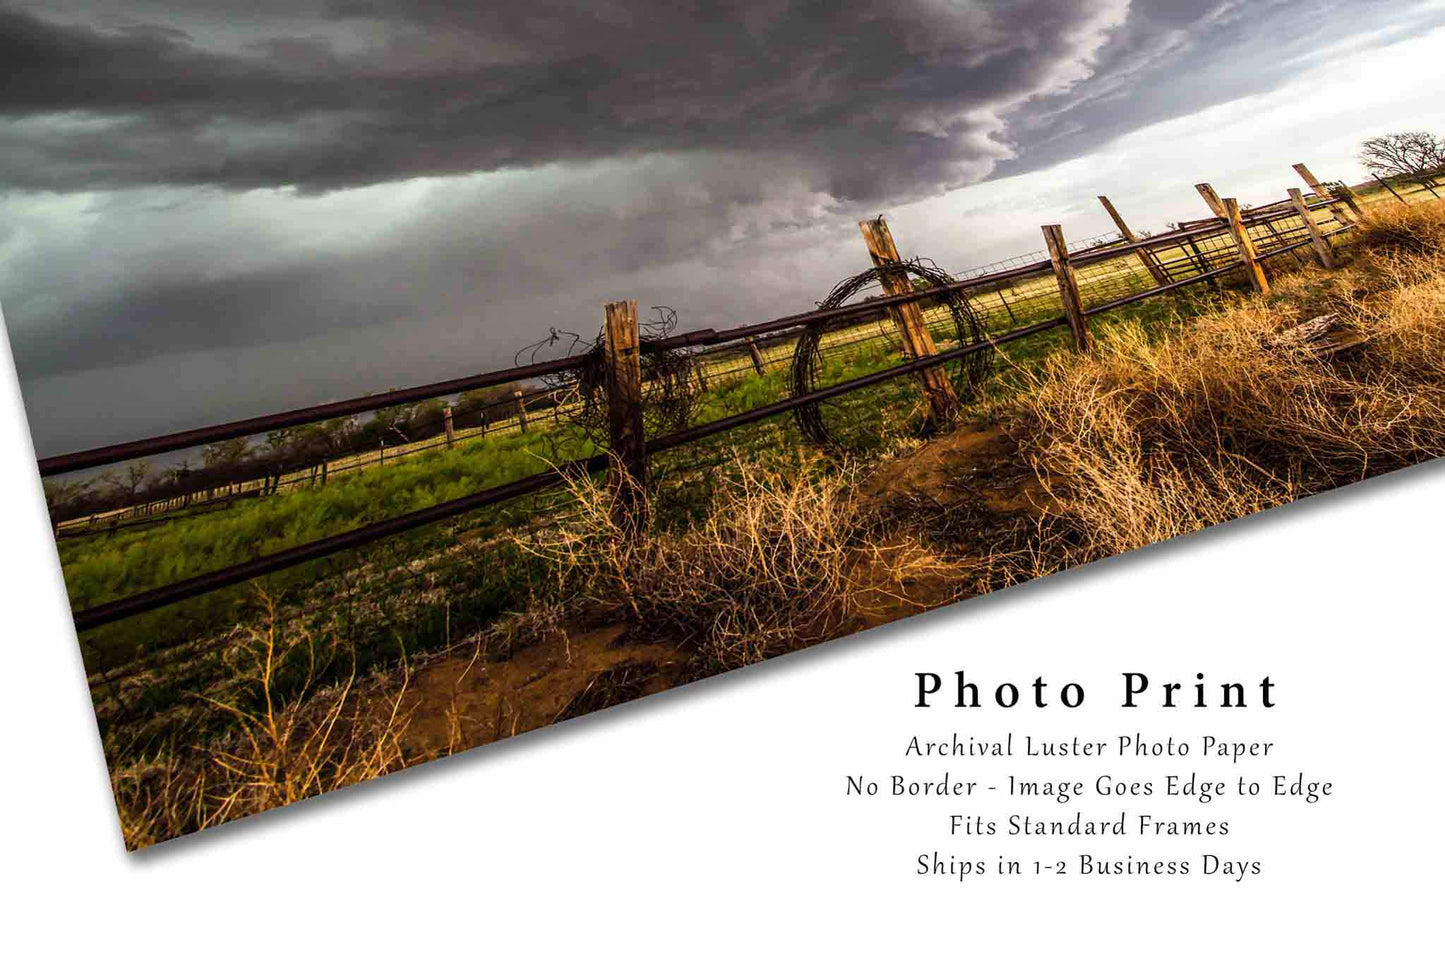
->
[1358,130,1444,186]
[45,130,1444,528]
[45,381,536,524]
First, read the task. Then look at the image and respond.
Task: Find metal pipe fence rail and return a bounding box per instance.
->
[666,195,1342,399]
[68,310,1078,632]
[38,354,589,478]
[50,163,1414,635]
[54,381,581,536]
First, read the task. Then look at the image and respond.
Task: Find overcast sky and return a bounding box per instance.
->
[3,0,1444,457]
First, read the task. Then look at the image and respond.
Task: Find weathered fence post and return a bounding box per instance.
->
[443,405,456,449]
[1223,198,1269,295]
[1197,183,1305,266]
[320,461,328,486]
[604,299,647,525]
[1098,196,1171,286]
[1195,183,1227,218]
[1288,188,1335,269]
[1200,186,1280,264]
[858,217,958,421]
[1041,224,1093,352]
[1182,184,1224,278]
[514,389,528,433]
[1293,163,1361,223]
[693,355,710,392]
[746,337,767,376]
[1337,183,1366,219]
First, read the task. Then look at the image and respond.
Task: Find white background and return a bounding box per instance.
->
[2,317,1440,961]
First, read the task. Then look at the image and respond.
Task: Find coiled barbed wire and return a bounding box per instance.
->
[519,308,700,450]
[790,256,991,449]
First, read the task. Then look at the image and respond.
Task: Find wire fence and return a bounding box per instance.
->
[47,167,1424,685]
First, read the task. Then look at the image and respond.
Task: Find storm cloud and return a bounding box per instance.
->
[2,0,1441,456]
[1,0,1140,200]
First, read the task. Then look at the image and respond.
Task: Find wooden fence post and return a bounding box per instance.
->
[746,338,767,376]
[858,217,958,421]
[1041,224,1093,352]
[604,299,647,524]
[693,356,710,392]
[1293,163,1361,223]
[1337,183,1367,219]
[1098,196,1171,285]
[1288,188,1335,269]
[1202,181,1305,266]
[513,389,528,433]
[1223,198,1269,295]
[443,406,456,449]
[1195,183,1227,219]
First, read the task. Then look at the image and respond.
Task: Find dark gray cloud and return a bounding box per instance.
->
[2,0,1127,201]
[3,153,848,380]
[2,0,1440,457]
[10,1,1430,202]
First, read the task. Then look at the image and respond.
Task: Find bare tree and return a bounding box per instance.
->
[93,463,150,506]
[370,397,416,445]
[43,476,93,523]
[123,460,151,501]
[201,437,251,471]
[95,468,124,502]
[457,382,522,428]
[167,459,194,504]
[311,415,359,455]
[1359,131,1444,179]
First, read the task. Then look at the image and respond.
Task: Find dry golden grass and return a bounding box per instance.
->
[1011,199,1445,563]
[519,455,950,670]
[512,202,1445,665]
[1355,197,1445,258]
[110,200,1445,850]
[111,594,413,850]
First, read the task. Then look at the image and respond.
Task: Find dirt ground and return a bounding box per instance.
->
[397,625,685,760]
[392,421,1044,762]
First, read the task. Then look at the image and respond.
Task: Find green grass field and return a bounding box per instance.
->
[69,184,1400,692]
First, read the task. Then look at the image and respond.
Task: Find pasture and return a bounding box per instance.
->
[52,166,1445,847]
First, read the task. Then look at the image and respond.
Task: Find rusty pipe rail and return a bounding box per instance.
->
[39,354,589,477]
[57,190,1375,632]
[69,314,1076,632]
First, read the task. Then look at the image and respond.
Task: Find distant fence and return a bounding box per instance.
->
[42,161,1430,632]
[52,381,570,537]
